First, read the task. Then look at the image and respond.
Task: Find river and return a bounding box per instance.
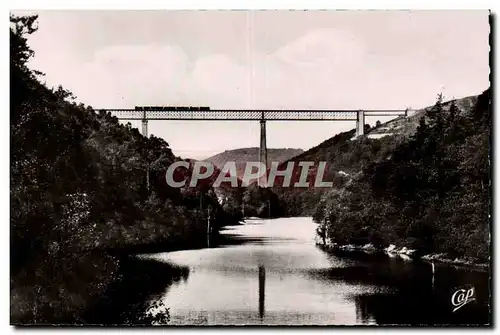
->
[138,217,490,326]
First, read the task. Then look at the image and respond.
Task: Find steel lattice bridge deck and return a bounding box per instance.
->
[98,107,408,121]
[96,106,410,189]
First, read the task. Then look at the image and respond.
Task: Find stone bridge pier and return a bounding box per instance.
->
[259,112,268,187]
[356,110,365,137]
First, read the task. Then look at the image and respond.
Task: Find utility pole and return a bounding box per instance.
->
[268,198,271,219]
[207,205,211,248]
[146,165,150,195]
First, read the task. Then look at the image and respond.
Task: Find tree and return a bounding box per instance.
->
[310,90,491,261]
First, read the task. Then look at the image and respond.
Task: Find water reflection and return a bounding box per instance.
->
[140,218,490,326]
[431,262,435,290]
[308,250,490,325]
[259,265,265,319]
[87,257,190,325]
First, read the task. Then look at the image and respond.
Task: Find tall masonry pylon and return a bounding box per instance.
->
[356,110,365,137]
[142,110,149,193]
[141,110,148,138]
[259,112,268,187]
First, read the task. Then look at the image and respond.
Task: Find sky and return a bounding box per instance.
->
[19,10,490,159]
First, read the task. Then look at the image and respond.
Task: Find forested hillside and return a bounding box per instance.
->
[274,91,491,263]
[272,126,404,216]
[10,14,238,324]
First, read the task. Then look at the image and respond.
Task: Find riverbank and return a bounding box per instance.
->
[11,251,120,324]
[316,241,489,271]
[10,251,190,325]
[10,216,241,325]
[85,256,189,325]
[10,220,236,325]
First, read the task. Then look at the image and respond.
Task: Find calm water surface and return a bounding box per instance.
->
[140,217,490,326]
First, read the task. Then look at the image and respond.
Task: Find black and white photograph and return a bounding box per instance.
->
[9,9,492,326]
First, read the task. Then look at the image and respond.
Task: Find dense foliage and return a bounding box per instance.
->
[273,126,405,216]
[10,14,238,323]
[312,92,491,261]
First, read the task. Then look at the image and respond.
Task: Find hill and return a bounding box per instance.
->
[205,147,304,179]
[367,94,479,139]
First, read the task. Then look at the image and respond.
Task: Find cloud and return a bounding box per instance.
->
[25,17,489,158]
[30,23,488,112]
[186,54,249,107]
[74,44,189,108]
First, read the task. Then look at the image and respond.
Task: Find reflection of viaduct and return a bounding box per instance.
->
[259,265,265,319]
[99,107,407,171]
